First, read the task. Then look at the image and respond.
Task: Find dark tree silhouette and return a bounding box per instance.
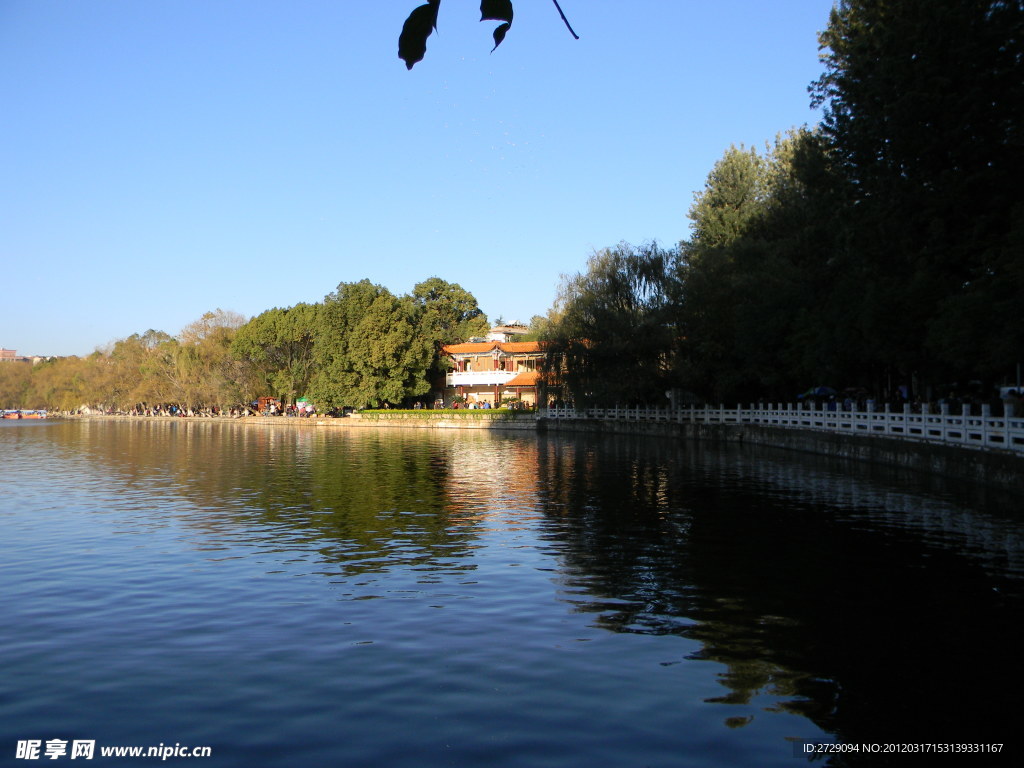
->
[399,0,578,70]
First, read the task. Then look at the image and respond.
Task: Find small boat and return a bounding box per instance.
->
[2,410,48,419]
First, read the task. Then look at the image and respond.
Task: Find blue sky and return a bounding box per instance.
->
[1,1,834,357]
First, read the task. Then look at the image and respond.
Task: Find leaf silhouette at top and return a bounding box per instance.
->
[480,0,513,53]
[480,0,513,23]
[490,22,511,52]
[399,0,577,68]
[399,0,440,70]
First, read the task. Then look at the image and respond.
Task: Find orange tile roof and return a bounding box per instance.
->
[442,342,498,354]
[504,370,540,387]
[442,341,545,355]
[500,341,544,353]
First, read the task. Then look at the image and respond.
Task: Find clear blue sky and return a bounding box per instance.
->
[1,1,833,357]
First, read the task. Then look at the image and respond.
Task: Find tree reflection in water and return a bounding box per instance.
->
[55,420,1023,749]
[533,432,1023,745]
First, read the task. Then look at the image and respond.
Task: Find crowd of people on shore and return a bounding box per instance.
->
[66,404,252,418]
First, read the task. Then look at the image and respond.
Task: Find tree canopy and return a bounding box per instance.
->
[810,0,1024,385]
[3,278,490,413]
[540,0,1023,405]
[542,242,678,406]
[308,280,432,409]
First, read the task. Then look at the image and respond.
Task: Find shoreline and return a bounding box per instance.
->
[56,412,540,431]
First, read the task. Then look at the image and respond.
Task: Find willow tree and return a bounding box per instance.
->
[105,329,176,407]
[543,242,678,407]
[23,355,99,412]
[0,360,33,409]
[165,310,251,409]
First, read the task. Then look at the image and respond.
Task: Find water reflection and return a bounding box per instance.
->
[533,432,1024,746]
[59,420,491,579]
[19,420,1024,760]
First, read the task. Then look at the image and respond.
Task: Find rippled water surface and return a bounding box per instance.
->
[1,420,1021,766]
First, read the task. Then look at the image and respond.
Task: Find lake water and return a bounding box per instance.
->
[1,419,1021,766]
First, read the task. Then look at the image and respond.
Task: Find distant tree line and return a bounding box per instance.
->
[542,0,1024,407]
[0,279,488,412]
[5,1,1020,413]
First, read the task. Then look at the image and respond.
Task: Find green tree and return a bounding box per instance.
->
[676,145,767,401]
[309,280,434,409]
[674,133,852,402]
[543,242,678,406]
[747,130,852,396]
[519,314,553,342]
[411,276,489,398]
[412,277,489,354]
[231,303,321,403]
[812,0,1024,389]
[687,145,765,250]
[25,355,97,411]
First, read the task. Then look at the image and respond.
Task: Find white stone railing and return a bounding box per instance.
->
[541,402,1024,456]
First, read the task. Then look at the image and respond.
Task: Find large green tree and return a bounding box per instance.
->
[812,0,1024,388]
[309,280,434,409]
[675,145,767,401]
[411,277,489,399]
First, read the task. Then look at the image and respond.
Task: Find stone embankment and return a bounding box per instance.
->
[536,416,1024,494]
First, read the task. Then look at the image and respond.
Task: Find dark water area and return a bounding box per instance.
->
[1,420,1020,767]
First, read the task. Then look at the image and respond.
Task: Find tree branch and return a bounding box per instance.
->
[551,0,579,40]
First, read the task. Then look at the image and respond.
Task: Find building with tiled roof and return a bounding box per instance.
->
[440,332,545,407]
